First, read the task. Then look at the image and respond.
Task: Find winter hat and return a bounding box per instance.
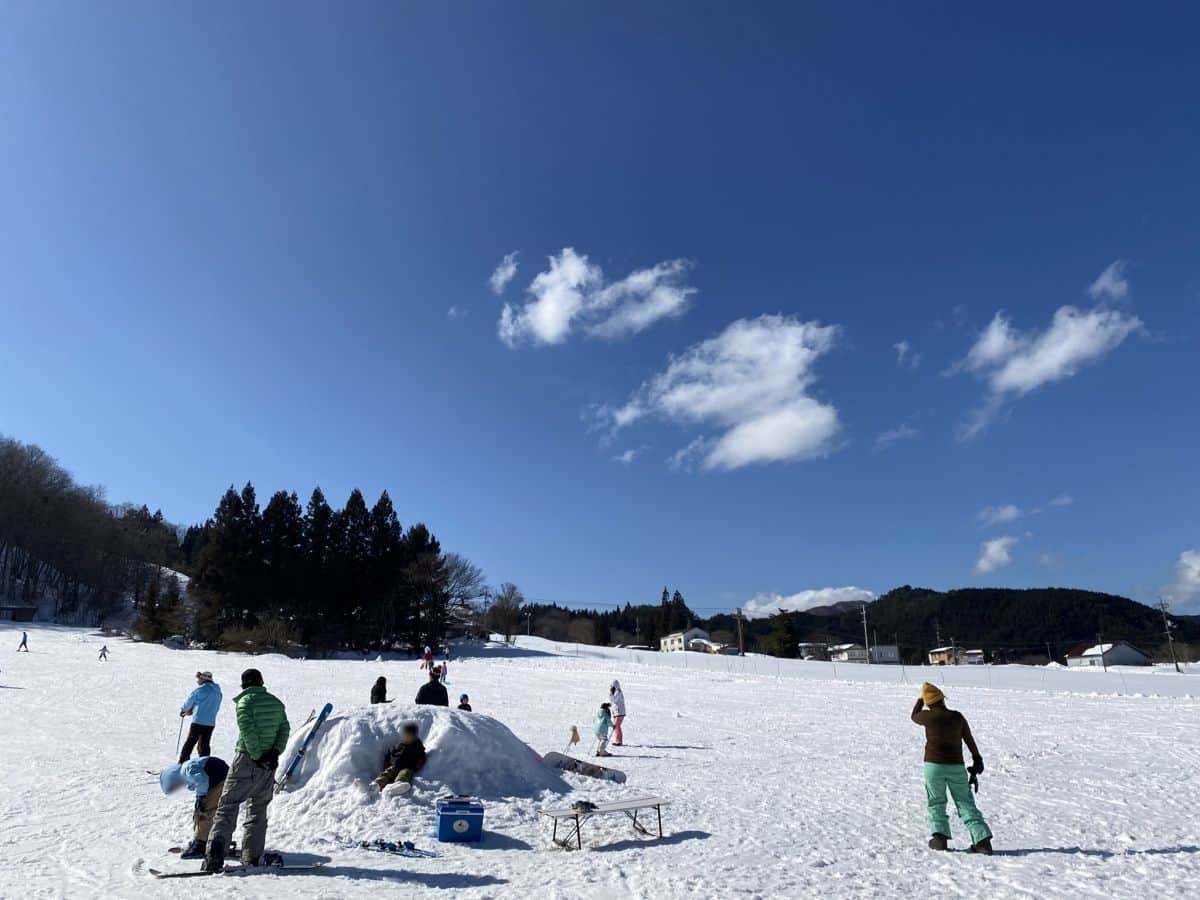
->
[460,693,469,701]
[241,668,264,689]
[159,765,185,795]
[921,682,945,706]
[196,671,213,682]
[601,702,612,710]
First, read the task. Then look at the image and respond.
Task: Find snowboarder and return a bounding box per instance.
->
[17,631,28,652]
[415,667,448,706]
[457,693,472,712]
[593,702,614,757]
[608,680,626,746]
[371,676,388,704]
[911,682,993,855]
[420,645,433,670]
[372,722,427,796]
[159,755,230,859]
[204,668,290,872]
[179,671,222,763]
[98,645,109,661]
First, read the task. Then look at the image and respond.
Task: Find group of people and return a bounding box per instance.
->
[372,668,472,711]
[15,631,109,660]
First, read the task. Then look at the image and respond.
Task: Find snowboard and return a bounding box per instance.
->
[275,702,333,794]
[542,751,627,784]
[167,842,236,855]
[149,863,323,879]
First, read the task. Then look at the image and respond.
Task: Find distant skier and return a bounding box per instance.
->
[17,631,28,652]
[457,693,472,712]
[98,645,109,661]
[439,661,449,685]
[372,722,427,796]
[159,755,230,859]
[608,680,626,746]
[204,668,290,872]
[420,645,433,670]
[911,682,993,855]
[593,702,614,757]
[371,676,389,704]
[414,667,449,706]
[179,671,223,763]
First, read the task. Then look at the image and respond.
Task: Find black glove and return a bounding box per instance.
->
[194,794,206,813]
[256,748,280,770]
[968,758,984,776]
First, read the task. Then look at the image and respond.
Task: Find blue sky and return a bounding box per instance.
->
[2,3,1198,615]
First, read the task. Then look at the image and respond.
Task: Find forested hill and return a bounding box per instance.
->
[715,586,1199,662]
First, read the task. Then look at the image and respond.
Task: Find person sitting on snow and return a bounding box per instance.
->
[911,682,993,855]
[371,676,388,704]
[593,702,614,757]
[415,667,449,706]
[373,722,427,796]
[457,693,472,712]
[160,756,230,859]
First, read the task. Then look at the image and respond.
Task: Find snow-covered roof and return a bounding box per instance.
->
[929,646,959,653]
[829,643,864,651]
[1073,642,1147,658]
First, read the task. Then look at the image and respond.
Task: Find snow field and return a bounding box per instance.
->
[1,624,1198,899]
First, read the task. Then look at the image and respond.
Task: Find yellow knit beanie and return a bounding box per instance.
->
[921,682,945,706]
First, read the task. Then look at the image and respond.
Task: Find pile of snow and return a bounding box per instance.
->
[282,704,567,801]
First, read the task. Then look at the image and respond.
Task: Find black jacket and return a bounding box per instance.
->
[370,680,387,704]
[384,739,426,772]
[415,680,449,706]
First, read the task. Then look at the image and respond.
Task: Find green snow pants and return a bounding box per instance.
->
[924,763,992,845]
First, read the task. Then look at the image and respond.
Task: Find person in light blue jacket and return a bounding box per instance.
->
[160,756,230,859]
[179,671,222,764]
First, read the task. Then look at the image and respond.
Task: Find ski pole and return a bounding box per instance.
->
[175,716,185,757]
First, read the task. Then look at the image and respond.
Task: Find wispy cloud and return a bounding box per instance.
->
[953,300,1142,440]
[893,339,921,370]
[1087,260,1129,302]
[498,248,695,347]
[974,535,1020,574]
[976,494,1073,527]
[743,586,876,619]
[447,305,469,320]
[1163,549,1200,612]
[612,448,639,465]
[488,251,520,295]
[602,315,842,471]
[874,424,918,450]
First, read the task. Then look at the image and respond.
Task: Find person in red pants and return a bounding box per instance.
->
[608,680,626,746]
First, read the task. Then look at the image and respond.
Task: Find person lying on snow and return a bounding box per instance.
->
[159,756,230,859]
[371,676,388,704]
[415,666,449,706]
[911,682,993,855]
[593,702,614,757]
[373,722,427,796]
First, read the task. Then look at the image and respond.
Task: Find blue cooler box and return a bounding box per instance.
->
[436,797,484,843]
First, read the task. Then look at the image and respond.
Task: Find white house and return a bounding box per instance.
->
[660,627,710,653]
[928,646,962,666]
[797,642,829,661]
[963,649,986,665]
[829,643,869,664]
[868,644,900,664]
[1067,642,1151,668]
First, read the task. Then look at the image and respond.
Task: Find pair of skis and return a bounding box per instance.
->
[275,702,334,794]
[340,838,438,859]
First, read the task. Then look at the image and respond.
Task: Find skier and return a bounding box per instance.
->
[204,668,290,872]
[159,755,230,858]
[457,693,472,712]
[372,722,427,796]
[911,682,993,855]
[593,702,614,757]
[98,645,109,661]
[17,631,28,652]
[608,680,626,746]
[420,645,433,670]
[179,671,223,763]
[371,676,388,704]
[415,667,448,706]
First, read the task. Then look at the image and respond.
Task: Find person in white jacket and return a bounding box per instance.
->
[608,680,626,747]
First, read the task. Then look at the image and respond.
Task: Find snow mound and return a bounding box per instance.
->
[282,704,567,801]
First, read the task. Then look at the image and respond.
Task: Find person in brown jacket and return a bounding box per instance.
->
[911,682,993,854]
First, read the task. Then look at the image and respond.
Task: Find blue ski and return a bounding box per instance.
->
[274,702,333,794]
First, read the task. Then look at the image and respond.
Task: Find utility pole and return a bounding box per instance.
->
[525,612,532,637]
[1096,631,1107,673]
[935,619,942,648]
[1159,596,1182,674]
[861,604,871,664]
[736,608,745,657]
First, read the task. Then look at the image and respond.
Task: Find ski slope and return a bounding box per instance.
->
[2,624,1198,899]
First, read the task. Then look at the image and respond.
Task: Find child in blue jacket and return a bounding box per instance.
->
[593,702,614,757]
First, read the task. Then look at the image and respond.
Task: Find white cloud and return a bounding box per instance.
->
[606,315,842,471]
[875,424,918,450]
[974,535,1019,574]
[978,504,1021,526]
[893,340,921,370]
[1164,549,1200,611]
[954,304,1142,439]
[612,448,639,465]
[497,248,694,347]
[447,305,468,320]
[743,586,877,619]
[488,251,519,295]
[1047,493,1074,508]
[1087,261,1129,301]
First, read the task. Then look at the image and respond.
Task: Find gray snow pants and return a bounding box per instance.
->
[207,751,276,861]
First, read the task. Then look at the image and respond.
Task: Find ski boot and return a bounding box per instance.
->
[968,838,993,856]
[928,833,949,851]
[179,839,206,860]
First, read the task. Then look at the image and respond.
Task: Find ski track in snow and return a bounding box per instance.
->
[1,624,1198,899]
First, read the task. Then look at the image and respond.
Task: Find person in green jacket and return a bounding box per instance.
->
[204,669,290,872]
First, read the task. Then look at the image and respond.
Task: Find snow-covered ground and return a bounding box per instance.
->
[2,624,1198,899]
